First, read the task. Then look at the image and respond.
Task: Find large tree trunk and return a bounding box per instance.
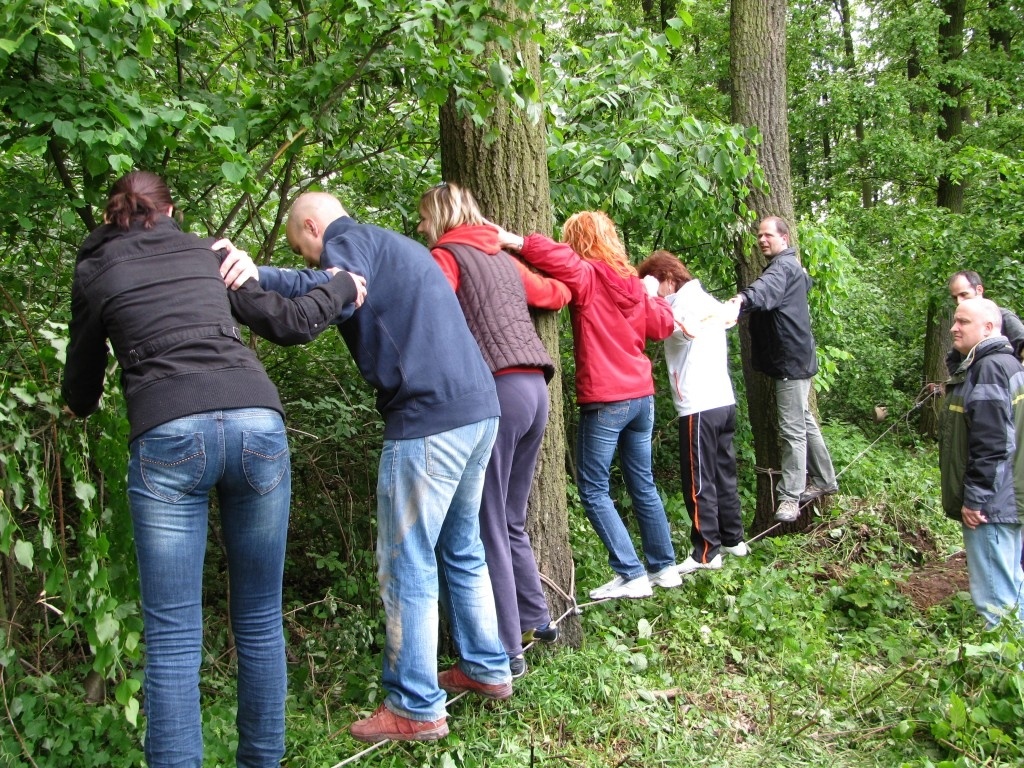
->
[438,6,580,647]
[731,0,802,535]
[920,0,967,437]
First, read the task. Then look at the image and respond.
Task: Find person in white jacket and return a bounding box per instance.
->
[639,251,748,573]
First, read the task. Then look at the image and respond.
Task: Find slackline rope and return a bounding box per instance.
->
[329,385,942,765]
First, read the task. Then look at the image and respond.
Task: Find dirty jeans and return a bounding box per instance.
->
[376,417,509,721]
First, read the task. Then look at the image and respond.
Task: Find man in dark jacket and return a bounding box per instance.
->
[946,270,1024,373]
[229,192,511,744]
[940,298,1024,633]
[727,216,837,523]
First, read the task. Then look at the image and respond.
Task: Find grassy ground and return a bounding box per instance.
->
[277,442,1023,768]
[8,436,1020,767]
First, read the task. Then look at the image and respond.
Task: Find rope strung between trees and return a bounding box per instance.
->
[330,386,943,765]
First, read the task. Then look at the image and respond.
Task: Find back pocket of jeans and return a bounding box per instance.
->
[242,430,289,495]
[139,433,207,503]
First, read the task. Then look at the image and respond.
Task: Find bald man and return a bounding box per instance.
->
[248,192,512,742]
[945,270,1024,373]
[940,297,1024,634]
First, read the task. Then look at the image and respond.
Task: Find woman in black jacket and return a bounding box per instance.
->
[63,171,362,768]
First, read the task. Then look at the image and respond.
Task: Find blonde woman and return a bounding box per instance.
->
[492,212,681,600]
[418,182,569,676]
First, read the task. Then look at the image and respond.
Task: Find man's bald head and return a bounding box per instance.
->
[951,297,1002,355]
[286,192,348,266]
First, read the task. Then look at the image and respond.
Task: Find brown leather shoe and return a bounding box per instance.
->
[349,704,448,743]
[438,665,512,700]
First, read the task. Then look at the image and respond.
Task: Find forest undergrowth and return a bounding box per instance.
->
[3,430,1023,768]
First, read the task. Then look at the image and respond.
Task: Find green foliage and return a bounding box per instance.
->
[543,2,764,276]
[923,633,1024,766]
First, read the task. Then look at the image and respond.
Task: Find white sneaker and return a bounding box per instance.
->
[677,555,723,575]
[589,574,653,600]
[774,500,800,522]
[649,565,683,588]
[722,542,749,557]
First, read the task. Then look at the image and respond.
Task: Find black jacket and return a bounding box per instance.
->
[63,216,357,441]
[739,247,818,380]
[940,336,1024,524]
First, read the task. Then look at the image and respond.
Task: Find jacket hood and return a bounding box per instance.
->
[590,260,644,313]
[435,225,502,255]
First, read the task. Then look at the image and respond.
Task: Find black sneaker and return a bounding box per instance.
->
[531,623,559,644]
[509,655,527,679]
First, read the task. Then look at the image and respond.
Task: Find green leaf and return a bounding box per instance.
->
[948,692,967,729]
[221,161,247,183]
[115,58,141,81]
[136,27,155,58]
[50,32,76,51]
[74,480,97,505]
[664,27,682,48]
[488,60,510,89]
[210,125,236,143]
[13,539,33,569]
[124,696,140,726]
[95,613,118,645]
[108,154,134,174]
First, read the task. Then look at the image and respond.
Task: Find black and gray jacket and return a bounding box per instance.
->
[939,335,1024,524]
[739,247,818,380]
[63,216,357,441]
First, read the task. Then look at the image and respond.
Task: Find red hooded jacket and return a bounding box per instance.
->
[519,234,674,404]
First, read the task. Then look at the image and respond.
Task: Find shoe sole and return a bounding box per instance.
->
[650,577,682,588]
[438,679,513,700]
[351,725,449,743]
[589,588,652,600]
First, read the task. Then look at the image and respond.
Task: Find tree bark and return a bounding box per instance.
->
[731,0,802,535]
[439,5,580,646]
[920,0,967,437]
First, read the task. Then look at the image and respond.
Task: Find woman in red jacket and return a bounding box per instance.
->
[493,212,681,600]
[418,182,569,677]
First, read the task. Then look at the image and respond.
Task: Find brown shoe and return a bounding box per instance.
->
[349,704,448,743]
[438,665,512,700]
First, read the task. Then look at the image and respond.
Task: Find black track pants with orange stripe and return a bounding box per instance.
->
[678,404,745,563]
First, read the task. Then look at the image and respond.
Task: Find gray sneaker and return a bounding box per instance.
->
[774,500,800,522]
[800,483,837,503]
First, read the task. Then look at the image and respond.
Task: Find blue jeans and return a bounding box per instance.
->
[376,417,509,721]
[576,396,675,579]
[962,522,1024,632]
[128,408,290,768]
[775,378,836,502]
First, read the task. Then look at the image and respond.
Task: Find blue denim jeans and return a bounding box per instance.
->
[128,408,290,768]
[576,396,675,579]
[774,378,836,502]
[961,522,1024,632]
[376,417,509,721]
